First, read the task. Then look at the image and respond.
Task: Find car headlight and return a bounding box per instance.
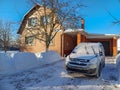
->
[66,56,70,62]
[87,58,98,68]
[66,55,74,61]
[70,58,74,61]
[89,58,97,64]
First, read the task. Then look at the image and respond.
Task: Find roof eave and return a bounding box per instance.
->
[87,33,119,39]
[17,4,41,35]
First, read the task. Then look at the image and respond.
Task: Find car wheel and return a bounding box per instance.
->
[65,66,72,73]
[66,70,73,74]
[95,65,101,78]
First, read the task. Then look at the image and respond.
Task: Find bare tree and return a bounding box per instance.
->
[0,20,12,52]
[105,0,120,25]
[26,0,85,51]
[106,9,120,25]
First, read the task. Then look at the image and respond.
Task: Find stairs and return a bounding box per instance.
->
[105,56,116,64]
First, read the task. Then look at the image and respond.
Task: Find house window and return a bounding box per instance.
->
[28,17,37,27]
[54,29,60,32]
[25,36,34,45]
[41,16,50,25]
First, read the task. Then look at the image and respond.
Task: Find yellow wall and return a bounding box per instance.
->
[113,37,117,56]
[19,6,63,53]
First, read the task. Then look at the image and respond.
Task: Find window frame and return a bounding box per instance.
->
[41,15,50,25]
[28,17,38,27]
[25,36,35,45]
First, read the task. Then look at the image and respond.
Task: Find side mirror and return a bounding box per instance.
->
[99,52,103,56]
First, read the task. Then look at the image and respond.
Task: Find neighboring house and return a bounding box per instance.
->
[117,37,120,53]
[17,4,119,57]
[62,29,118,57]
[86,34,118,56]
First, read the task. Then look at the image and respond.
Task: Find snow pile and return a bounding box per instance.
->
[116,54,120,82]
[36,51,62,65]
[0,51,18,57]
[0,51,61,74]
[13,52,39,71]
[116,54,120,67]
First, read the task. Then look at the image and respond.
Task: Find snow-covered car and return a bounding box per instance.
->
[65,42,105,78]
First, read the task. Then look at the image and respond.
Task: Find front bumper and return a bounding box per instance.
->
[66,62,97,75]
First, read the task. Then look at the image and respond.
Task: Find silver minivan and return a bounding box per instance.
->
[65,42,105,78]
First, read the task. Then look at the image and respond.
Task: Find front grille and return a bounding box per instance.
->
[71,58,89,63]
[69,62,87,66]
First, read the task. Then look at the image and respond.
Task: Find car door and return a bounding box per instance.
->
[99,45,105,66]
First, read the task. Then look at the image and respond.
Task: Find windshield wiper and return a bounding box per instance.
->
[91,46,96,55]
[85,45,89,54]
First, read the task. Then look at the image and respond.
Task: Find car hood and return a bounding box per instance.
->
[69,53,97,60]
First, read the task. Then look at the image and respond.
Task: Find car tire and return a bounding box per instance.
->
[65,66,72,73]
[66,70,73,74]
[95,65,101,78]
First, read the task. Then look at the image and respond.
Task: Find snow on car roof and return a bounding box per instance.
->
[74,43,101,54]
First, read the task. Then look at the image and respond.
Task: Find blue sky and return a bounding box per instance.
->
[81,0,120,34]
[0,0,120,34]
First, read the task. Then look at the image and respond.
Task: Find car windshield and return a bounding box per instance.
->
[72,43,99,55]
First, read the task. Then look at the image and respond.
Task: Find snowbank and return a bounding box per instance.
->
[13,52,39,71]
[36,51,62,65]
[116,54,120,83]
[116,54,120,66]
[0,51,61,74]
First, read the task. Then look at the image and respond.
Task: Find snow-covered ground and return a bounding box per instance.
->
[0,55,120,90]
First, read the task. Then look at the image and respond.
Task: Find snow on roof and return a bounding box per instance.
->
[87,33,119,39]
[64,28,84,33]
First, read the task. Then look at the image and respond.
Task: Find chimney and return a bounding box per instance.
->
[81,18,84,29]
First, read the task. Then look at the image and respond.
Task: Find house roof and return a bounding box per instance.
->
[64,28,88,36]
[87,33,119,39]
[17,4,41,34]
[63,29,119,39]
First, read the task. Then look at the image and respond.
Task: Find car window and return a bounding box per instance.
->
[99,47,102,52]
[100,45,104,54]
